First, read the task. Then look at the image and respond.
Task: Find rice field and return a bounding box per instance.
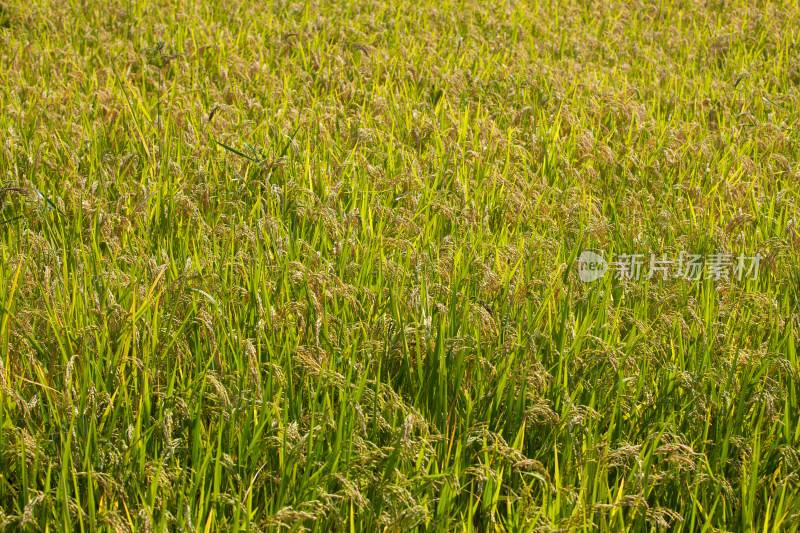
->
[0,0,799,530]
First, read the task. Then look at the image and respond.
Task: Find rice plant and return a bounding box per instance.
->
[0,0,798,530]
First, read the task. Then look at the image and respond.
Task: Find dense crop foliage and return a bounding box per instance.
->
[0,0,799,530]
